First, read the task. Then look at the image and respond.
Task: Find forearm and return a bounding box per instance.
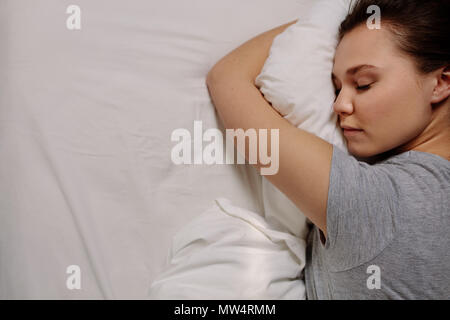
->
[205,19,332,234]
[206,21,298,171]
[206,71,332,233]
[206,20,297,84]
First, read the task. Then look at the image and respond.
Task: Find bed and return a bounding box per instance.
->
[0,0,316,299]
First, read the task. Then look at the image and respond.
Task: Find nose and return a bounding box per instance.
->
[333,89,354,116]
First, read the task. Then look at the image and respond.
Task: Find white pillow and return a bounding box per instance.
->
[255,0,351,239]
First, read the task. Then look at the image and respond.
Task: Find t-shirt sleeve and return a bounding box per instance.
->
[322,146,400,271]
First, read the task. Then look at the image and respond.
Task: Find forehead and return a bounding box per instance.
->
[332,24,398,77]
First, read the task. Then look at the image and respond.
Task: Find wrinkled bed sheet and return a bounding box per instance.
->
[0,0,310,298]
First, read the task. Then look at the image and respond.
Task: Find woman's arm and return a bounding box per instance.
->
[206,21,333,236]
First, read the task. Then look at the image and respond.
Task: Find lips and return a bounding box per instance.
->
[341,125,362,131]
[343,128,363,132]
[340,124,363,138]
[342,128,363,137]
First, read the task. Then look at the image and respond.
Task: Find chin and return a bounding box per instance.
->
[348,144,381,162]
[347,144,370,158]
[348,143,396,164]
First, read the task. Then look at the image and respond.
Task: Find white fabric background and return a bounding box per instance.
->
[0,0,312,299]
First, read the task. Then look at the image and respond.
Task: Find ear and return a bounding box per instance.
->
[430,65,450,104]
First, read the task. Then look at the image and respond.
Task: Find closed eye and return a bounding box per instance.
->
[357,84,371,91]
[335,83,372,98]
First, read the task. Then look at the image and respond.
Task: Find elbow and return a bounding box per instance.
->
[206,56,246,88]
[206,63,224,88]
[206,64,252,90]
[205,68,216,89]
[205,69,217,98]
[206,66,223,105]
[206,66,229,98]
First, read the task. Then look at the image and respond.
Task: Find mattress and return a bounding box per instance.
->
[0,0,308,298]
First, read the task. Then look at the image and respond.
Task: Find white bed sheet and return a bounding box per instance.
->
[0,0,309,298]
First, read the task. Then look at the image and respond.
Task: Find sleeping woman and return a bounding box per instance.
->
[206,0,449,299]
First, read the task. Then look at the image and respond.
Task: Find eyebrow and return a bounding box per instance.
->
[332,64,378,81]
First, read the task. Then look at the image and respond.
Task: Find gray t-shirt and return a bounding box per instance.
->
[305,146,450,299]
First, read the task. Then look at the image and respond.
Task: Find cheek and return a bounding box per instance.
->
[356,79,430,154]
[359,78,422,127]
[356,90,398,126]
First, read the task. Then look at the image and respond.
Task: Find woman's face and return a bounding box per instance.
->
[332,24,436,158]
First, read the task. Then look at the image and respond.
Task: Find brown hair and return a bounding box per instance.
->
[339,0,450,74]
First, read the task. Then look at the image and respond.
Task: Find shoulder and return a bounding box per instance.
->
[322,146,449,271]
[330,147,450,184]
[388,150,450,170]
[380,150,450,187]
